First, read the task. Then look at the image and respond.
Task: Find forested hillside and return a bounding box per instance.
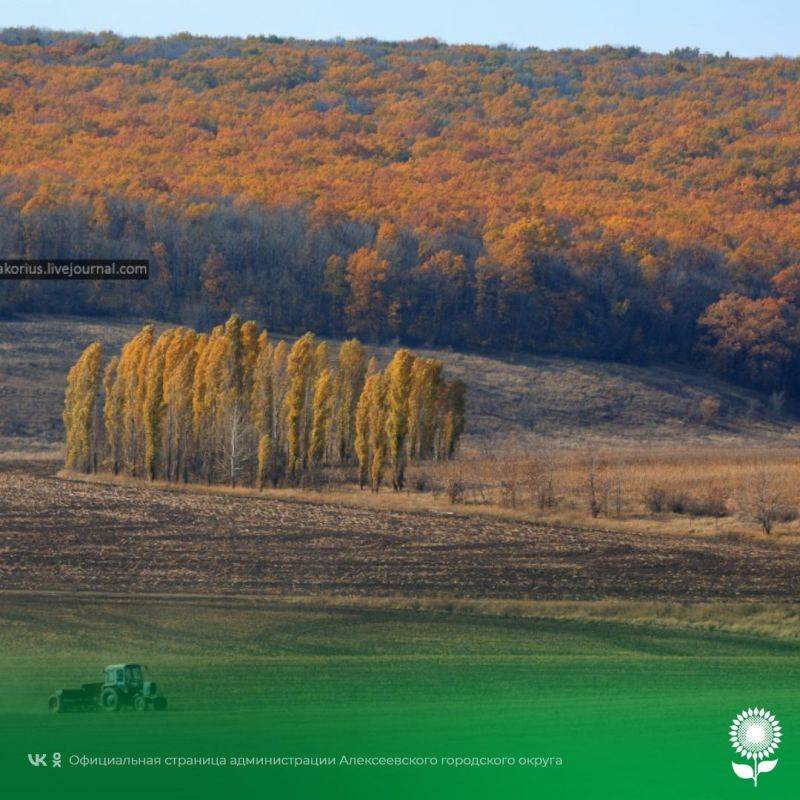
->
[2,30,800,392]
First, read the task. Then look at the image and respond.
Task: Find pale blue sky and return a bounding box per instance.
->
[1,0,797,57]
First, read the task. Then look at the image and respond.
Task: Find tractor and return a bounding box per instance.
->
[48,664,168,713]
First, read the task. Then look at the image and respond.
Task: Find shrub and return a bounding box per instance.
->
[774,506,798,524]
[768,391,786,417]
[666,491,690,514]
[499,480,514,508]
[745,397,760,422]
[536,476,556,510]
[687,486,728,518]
[697,395,722,425]
[644,486,729,517]
[445,477,465,504]
[644,486,667,513]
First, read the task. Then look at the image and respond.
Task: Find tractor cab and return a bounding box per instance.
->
[98,663,167,712]
[104,663,143,691]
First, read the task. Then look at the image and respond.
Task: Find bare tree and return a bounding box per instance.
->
[586,454,609,518]
[740,470,794,535]
[219,396,252,488]
[521,456,556,511]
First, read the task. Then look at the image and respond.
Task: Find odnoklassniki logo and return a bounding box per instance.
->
[730,708,781,787]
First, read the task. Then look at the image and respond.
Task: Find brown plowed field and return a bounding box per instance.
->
[1,460,798,601]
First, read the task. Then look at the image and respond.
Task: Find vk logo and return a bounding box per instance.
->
[27,753,48,767]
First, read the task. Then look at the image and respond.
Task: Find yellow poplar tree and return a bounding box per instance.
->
[115,324,154,476]
[102,355,122,474]
[367,373,387,492]
[408,358,443,460]
[313,340,329,375]
[251,331,273,434]
[270,340,289,477]
[308,368,334,470]
[354,374,372,490]
[240,320,260,401]
[131,326,155,476]
[223,314,244,395]
[163,329,197,481]
[384,349,415,490]
[64,341,103,473]
[193,328,226,483]
[257,433,272,490]
[335,339,366,462]
[189,332,210,478]
[205,333,234,483]
[441,379,467,459]
[285,333,316,481]
[143,331,172,480]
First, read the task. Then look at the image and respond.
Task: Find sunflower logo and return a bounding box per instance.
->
[730,708,781,786]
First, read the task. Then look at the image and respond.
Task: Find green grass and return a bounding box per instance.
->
[1,599,800,798]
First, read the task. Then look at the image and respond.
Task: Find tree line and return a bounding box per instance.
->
[0,195,732,364]
[63,315,466,491]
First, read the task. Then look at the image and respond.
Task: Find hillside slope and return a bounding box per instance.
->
[0,315,796,454]
[2,32,800,379]
[1,32,797,257]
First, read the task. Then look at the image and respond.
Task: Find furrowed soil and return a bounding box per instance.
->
[2,460,799,601]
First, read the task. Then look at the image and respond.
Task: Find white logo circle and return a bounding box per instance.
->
[730,708,781,787]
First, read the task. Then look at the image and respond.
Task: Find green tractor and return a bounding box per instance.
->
[49,664,167,713]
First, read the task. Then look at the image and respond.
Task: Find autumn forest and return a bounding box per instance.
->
[3,30,800,393]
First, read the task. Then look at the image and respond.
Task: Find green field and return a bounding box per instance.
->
[1,598,798,798]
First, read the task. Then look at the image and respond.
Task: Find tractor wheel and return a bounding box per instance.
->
[48,695,62,714]
[100,687,120,712]
[133,694,148,712]
[153,697,167,711]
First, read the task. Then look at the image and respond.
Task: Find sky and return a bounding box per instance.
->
[1,0,798,58]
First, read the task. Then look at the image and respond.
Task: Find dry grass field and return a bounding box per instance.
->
[2,314,799,455]
[413,445,800,539]
[4,314,800,542]
[0,315,150,453]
